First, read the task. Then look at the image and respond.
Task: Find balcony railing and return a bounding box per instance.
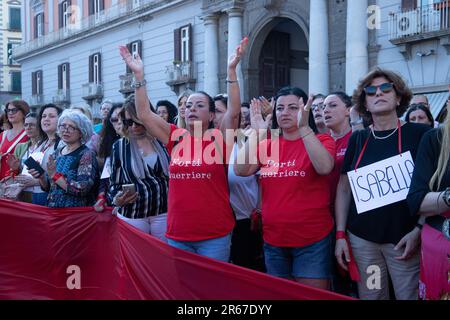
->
[119,74,135,94]
[82,83,104,100]
[389,1,450,41]
[29,94,44,107]
[165,61,196,86]
[52,89,71,105]
[13,0,174,59]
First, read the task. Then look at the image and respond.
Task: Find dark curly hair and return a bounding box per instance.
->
[156,100,178,124]
[352,68,413,119]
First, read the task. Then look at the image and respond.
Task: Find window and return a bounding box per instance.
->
[89,0,104,17]
[174,24,192,63]
[59,0,72,28]
[89,53,102,84]
[34,13,44,38]
[32,70,43,95]
[126,40,142,74]
[11,72,21,93]
[7,42,20,65]
[9,7,21,31]
[58,63,70,90]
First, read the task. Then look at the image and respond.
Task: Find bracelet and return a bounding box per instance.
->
[336,231,347,240]
[350,118,363,126]
[226,79,238,84]
[443,187,450,208]
[131,79,147,89]
[52,172,64,183]
[300,130,314,139]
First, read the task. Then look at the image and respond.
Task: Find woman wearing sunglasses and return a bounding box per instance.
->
[0,100,29,180]
[334,68,432,300]
[94,103,124,212]
[119,37,246,261]
[30,110,98,208]
[108,95,170,241]
[406,92,450,300]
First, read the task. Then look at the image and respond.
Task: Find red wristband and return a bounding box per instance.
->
[336,231,347,240]
[52,172,64,183]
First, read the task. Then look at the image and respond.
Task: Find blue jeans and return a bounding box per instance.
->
[167,233,232,262]
[264,232,333,280]
[32,192,48,206]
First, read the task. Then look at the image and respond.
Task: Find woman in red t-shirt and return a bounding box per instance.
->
[0,100,29,180]
[235,87,336,290]
[119,38,248,262]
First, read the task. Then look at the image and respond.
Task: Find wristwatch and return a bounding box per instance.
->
[443,187,450,208]
[131,79,147,89]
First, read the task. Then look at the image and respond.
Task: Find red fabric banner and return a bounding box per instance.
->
[0,199,352,300]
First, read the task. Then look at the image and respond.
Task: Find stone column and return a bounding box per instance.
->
[308,0,329,95]
[227,7,244,98]
[203,14,220,97]
[345,0,369,94]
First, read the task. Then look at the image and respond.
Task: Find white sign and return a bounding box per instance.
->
[347,151,414,214]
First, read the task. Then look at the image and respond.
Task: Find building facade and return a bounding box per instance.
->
[12,0,450,119]
[0,0,22,107]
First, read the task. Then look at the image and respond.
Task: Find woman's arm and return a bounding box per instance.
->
[220,37,248,134]
[119,46,171,144]
[298,96,334,175]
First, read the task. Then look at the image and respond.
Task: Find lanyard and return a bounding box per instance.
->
[354,120,402,172]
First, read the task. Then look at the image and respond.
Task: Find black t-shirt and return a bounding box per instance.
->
[407,128,450,231]
[341,122,431,244]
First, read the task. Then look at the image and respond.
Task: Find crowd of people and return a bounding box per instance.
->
[0,37,449,300]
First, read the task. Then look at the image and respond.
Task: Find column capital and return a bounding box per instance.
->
[226,7,244,18]
[202,13,219,25]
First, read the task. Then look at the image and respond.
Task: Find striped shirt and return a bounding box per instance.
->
[109,138,169,219]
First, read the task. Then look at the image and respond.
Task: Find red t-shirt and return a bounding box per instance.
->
[329,131,352,214]
[165,124,235,242]
[0,130,28,179]
[258,134,335,247]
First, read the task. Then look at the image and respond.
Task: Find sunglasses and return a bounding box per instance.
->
[122,118,142,127]
[364,83,395,96]
[311,103,324,111]
[6,108,19,114]
[110,117,119,124]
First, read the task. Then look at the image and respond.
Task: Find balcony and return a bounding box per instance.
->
[165,61,196,88]
[389,1,450,47]
[82,83,103,100]
[52,89,71,105]
[12,0,180,61]
[29,94,44,107]
[119,74,134,95]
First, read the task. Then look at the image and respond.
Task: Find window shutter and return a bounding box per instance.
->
[89,54,93,82]
[174,28,181,62]
[401,0,417,11]
[41,13,45,36]
[66,63,70,89]
[38,71,43,95]
[34,15,38,38]
[58,64,62,89]
[89,0,94,15]
[188,24,193,62]
[32,72,36,95]
[98,54,102,82]
[100,0,105,11]
[59,3,63,28]
[138,40,142,57]
[126,43,132,74]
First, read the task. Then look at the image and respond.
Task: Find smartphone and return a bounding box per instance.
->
[24,156,45,176]
[122,184,136,194]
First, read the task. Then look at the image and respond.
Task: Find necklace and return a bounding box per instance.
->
[331,128,351,140]
[371,126,398,140]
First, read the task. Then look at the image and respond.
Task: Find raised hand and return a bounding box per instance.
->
[259,96,274,118]
[119,45,144,77]
[298,94,313,129]
[228,36,249,70]
[250,98,272,131]
[6,154,20,172]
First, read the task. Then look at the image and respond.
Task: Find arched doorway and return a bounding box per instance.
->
[246,18,309,101]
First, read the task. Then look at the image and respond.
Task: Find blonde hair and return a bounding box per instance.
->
[176,89,193,129]
[429,103,450,190]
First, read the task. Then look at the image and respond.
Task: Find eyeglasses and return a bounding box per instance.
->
[122,118,142,127]
[311,103,324,112]
[58,124,79,133]
[24,123,37,128]
[364,83,395,96]
[5,108,19,114]
[110,117,119,124]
